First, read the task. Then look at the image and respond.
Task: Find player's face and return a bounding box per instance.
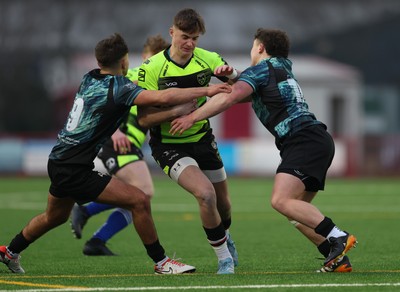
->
[170,26,200,57]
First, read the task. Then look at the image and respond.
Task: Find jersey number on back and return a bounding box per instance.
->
[66,97,84,132]
[287,78,305,103]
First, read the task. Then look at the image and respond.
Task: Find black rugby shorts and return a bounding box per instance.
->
[277,124,335,191]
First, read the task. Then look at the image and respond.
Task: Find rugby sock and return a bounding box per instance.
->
[85,202,114,216]
[212,241,231,260]
[92,209,131,242]
[204,223,231,260]
[8,231,32,254]
[326,226,347,240]
[314,216,346,240]
[222,218,232,230]
[314,216,335,237]
[144,239,166,263]
[317,239,331,257]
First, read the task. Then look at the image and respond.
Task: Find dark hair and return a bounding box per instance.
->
[143,34,169,55]
[254,28,290,58]
[95,33,128,67]
[173,8,206,34]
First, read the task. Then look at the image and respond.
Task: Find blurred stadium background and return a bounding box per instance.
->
[1,0,399,177]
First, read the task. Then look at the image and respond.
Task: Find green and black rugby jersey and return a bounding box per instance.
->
[138,46,228,144]
[119,67,147,149]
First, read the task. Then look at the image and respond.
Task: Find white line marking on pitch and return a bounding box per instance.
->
[1,282,400,291]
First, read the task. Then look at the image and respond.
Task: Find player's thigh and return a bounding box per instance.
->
[300,191,317,202]
[116,160,154,197]
[96,177,148,209]
[178,165,215,200]
[271,172,305,202]
[46,194,76,222]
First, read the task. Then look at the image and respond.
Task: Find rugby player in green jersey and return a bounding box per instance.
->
[170,28,358,273]
[137,8,240,274]
[0,33,230,275]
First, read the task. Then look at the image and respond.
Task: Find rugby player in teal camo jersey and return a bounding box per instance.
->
[170,28,358,273]
[138,8,240,275]
[0,33,231,275]
[69,35,193,257]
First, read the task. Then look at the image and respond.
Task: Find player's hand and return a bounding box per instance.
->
[214,65,235,77]
[169,115,195,136]
[111,129,131,154]
[207,83,231,97]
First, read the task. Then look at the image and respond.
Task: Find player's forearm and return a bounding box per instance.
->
[190,93,234,123]
[159,87,208,105]
[137,106,181,128]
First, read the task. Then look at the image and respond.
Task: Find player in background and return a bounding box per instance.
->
[70,34,185,256]
[0,33,231,274]
[137,8,239,274]
[169,28,357,273]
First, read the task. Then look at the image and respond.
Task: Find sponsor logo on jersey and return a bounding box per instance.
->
[138,69,146,82]
[124,83,136,90]
[165,81,178,87]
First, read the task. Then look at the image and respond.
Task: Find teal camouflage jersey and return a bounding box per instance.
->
[49,69,144,166]
[238,57,322,145]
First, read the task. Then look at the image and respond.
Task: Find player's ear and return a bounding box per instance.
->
[169,26,174,37]
[121,54,129,71]
[258,43,265,54]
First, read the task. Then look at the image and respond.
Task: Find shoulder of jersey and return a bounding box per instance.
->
[142,50,166,67]
[127,67,139,74]
[193,47,217,57]
[126,67,139,80]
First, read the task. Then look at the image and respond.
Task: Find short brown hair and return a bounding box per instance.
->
[254,28,290,58]
[95,33,128,67]
[143,34,169,55]
[173,8,206,35]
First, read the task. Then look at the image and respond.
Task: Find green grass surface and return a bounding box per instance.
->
[0,176,399,291]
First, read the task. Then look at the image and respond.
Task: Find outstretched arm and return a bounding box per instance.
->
[133,83,231,107]
[169,81,254,135]
[137,101,197,128]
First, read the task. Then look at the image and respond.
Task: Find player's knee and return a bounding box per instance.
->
[270,196,286,213]
[194,186,217,208]
[46,212,70,228]
[132,192,151,213]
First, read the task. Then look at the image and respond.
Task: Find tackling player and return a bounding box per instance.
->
[0,33,230,274]
[169,28,358,273]
[69,34,188,256]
